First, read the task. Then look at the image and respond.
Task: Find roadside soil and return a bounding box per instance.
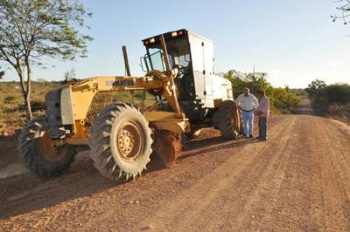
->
[1,105,350,231]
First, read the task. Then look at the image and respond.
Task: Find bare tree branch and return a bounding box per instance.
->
[331,0,350,24]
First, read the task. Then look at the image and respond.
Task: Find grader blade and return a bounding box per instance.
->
[154,131,182,167]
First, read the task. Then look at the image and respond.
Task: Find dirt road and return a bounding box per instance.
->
[1,114,350,231]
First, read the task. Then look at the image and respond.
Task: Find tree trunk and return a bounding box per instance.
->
[17,60,33,120]
[25,59,33,120]
[25,92,33,120]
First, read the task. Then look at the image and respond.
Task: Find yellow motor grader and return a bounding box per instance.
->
[18,29,241,181]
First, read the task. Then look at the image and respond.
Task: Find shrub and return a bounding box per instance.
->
[306,82,350,118]
[4,95,18,104]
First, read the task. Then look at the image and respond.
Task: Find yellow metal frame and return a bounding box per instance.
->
[61,74,190,142]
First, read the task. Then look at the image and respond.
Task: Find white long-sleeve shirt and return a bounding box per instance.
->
[236,93,258,111]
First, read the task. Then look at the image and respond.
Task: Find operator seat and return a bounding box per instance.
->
[178,62,195,100]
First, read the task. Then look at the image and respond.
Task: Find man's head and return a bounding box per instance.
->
[243,87,250,96]
[257,89,265,96]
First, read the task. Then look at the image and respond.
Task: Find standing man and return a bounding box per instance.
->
[236,87,258,138]
[255,89,270,141]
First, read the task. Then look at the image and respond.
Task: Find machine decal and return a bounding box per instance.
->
[105,80,134,87]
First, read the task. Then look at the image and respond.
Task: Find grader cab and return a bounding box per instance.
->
[18,29,241,182]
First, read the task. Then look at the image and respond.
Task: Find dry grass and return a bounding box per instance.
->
[327,103,350,124]
[0,81,157,136]
[0,81,59,135]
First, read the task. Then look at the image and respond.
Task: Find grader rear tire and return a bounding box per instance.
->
[18,116,76,177]
[89,103,153,181]
[213,100,241,139]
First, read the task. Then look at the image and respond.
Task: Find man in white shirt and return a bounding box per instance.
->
[236,87,258,138]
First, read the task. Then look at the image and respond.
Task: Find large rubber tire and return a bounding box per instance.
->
[213,100,241,139]
[89,103,153,181]
[18,116,76,177]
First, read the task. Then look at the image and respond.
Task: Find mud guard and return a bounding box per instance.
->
[154,131,182,167]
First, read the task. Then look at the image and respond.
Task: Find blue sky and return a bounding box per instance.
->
[2,0,350,88]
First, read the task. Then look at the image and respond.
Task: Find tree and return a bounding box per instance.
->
[323,84,350,104]
[0,0,92,119]
[331,0,350,25]
[271,88,300,111]
[225,70,272,98]
[305,79,326,99]
[225,70,300,112]
[0,67,4,79]
[305,79,350,115]
[64,67,77,83]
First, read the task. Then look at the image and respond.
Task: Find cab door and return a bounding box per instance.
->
[188,33,214,101]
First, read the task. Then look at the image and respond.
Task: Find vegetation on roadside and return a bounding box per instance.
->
[0,0,92,119]
[305,79,350,121]
[0,80,157,135]
[2,74,348,136]
[224,70,301,114]
[0,81,58,134]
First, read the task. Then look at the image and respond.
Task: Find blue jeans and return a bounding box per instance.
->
[242,111,254,136]
[258,117,268,139]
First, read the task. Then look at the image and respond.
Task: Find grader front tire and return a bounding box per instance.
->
[18,116,76,177]
[89,103,153,181]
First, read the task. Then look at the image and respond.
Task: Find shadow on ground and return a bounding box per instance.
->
[0,130,256,219]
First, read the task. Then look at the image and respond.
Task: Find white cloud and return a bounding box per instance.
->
[269,69,283,75]
[329,60,343,69]
[266,68,313,88]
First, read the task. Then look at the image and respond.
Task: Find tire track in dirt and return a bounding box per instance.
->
[247,116,350,231]
[0,116,306,232]
[209,117,299,231]
[0,155,117,231]
[67,120,294,231]
[309,117,350,231]
[133,115,350,232]
[266,115,350,232]
[3,123,270,231]
[251,116,316,231]
[71,139,252,231]
[0,131,250,231]
[233,116,305,231]
[134,116,298,231]
[1,115,350,232]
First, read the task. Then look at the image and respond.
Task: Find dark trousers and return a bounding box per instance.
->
[258,117,268,139]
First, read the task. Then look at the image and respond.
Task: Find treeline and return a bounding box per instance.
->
[305,79,350,117]
[224,70,300,113]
